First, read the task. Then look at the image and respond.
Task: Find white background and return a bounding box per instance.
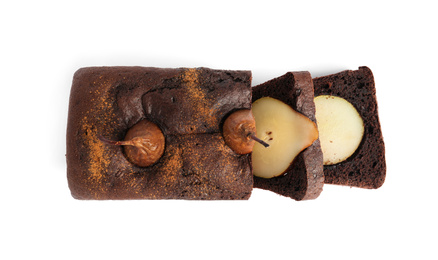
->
[1,1,437,259]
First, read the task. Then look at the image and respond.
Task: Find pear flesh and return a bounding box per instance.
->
[314,95,364,165]
[251,97,319,179]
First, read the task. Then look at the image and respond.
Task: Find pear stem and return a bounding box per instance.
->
[250,134,270,148]
[98,135,133,146]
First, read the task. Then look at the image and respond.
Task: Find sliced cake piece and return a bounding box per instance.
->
[313,66,386,188]
[252,71,324,201]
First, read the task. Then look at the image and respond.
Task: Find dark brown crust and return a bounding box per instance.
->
[252,71,324,200]
[313,67,386,188]
[66,67,253,200]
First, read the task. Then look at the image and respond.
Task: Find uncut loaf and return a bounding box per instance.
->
[66,67,253,200]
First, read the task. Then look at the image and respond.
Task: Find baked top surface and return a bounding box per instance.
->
[66,67,253,199]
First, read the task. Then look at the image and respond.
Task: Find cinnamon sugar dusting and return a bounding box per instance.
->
[182,68,216,131]
[156,145,183,198]
[80,81,115,198]
[160,146,182,183]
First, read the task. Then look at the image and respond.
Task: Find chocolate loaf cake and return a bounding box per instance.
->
[252,72,324,200]
[313,67,386,188]
[66,67,253,200]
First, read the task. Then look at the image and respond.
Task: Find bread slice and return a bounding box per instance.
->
[252,71,324,200]
[313,67,386,188]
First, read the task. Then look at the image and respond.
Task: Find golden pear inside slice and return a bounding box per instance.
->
[314,95,364,165]
[251,97,319,179]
